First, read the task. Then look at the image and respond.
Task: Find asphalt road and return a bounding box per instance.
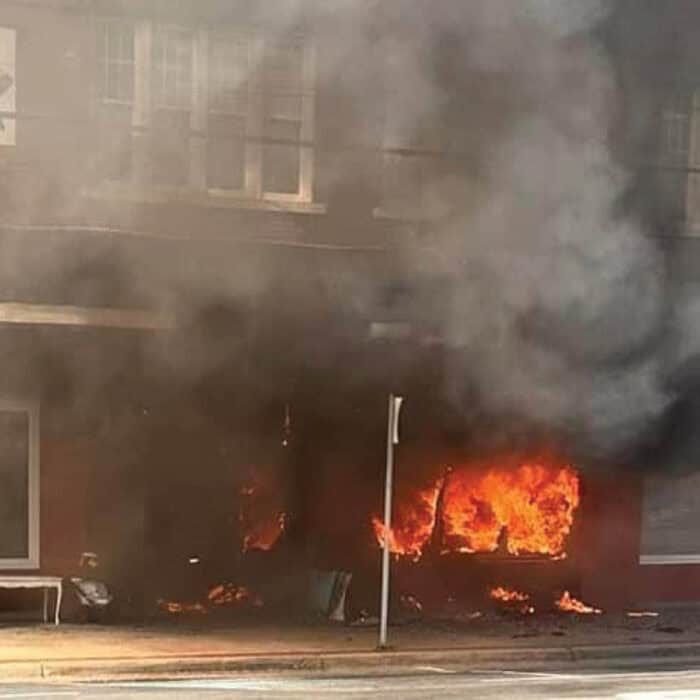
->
[7,667,700,698]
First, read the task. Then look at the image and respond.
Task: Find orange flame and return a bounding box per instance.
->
[372,479,444,559]
[372,458,580,559]
[373,457,580,559]
[490,586,530,603]
[443,461,580,556]
[556,591,601,615]
[239,474,287,553]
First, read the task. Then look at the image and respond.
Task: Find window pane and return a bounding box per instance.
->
[207,114,245,190]
[640,472,700,561]
[383,153,423,208]
[153,28,193,110]
[0,27,16,146]
[98,23,135,104]
[660,94,691,164]
[264,41,303,92]
[0,412,29,559]
[658,94,692,223]
[209,37,248,115]
[263,143,300,194]
[99,103,132,181]
[152,108,190,186]
[262,40,304,194]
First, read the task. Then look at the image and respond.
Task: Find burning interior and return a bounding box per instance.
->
[372,457,580,560]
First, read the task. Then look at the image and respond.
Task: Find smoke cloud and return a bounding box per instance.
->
[3,0,694,462]
[328,0,674,457]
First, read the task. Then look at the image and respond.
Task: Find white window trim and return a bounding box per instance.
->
[0,398,40,570]
[640,554,700,565]
[95,20,316,207]
[0,25,17,150]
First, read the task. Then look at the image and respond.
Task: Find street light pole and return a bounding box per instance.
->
[379,394,403,649]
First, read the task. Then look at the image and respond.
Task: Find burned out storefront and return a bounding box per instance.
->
[0,236,693,624]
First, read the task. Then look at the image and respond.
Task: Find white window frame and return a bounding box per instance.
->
[639,471,700,566]
[259,37,316,204]
[98,19,135,107]
[98,20,316,205]
[640,554,700,565]
[0,25,17,149]
[0,398,40,570]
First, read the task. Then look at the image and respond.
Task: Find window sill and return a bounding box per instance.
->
[639,555,700,565]
[0,560,40,570]
[83,183,327,215]
[372,205,444,223]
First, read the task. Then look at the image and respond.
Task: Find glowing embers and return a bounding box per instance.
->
[208,583,263,609]
[490,586,530,604]
[158,584,264,616]
[556,591,602,615]
[157,600,207,615]
[373,456,580,560]
[490,586,535,615]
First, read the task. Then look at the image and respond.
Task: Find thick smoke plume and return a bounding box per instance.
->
[320,0,672,457]
[436,1,670,456]
[4,0,691,462]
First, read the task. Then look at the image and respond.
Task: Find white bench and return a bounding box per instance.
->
[0,576,63,625]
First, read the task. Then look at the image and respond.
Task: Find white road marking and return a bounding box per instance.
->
[618,692,700,699]
[0,694,78,699]
[476,671,700,686]
[106,670,700,696]
[112,680,382,693]
[500,670,586,680]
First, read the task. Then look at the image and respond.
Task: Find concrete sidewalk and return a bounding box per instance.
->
[1,612,700,681]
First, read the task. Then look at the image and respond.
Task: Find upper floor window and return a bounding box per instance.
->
[262,40,305,195]
[380,122,446,220]
[98,22,134,105]
[207,34,249,191]
[658,93,697,230]
[96,21,315,204]
[97,22,135,179]
[0,26,16,148]
[378,47,446,221]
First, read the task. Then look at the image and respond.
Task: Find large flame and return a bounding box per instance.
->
[372,478,443,559]
[443,461,580,556]
[373,457,580,559]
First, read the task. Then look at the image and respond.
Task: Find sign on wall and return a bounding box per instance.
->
[640,472,700,564]
[0,27,16,147]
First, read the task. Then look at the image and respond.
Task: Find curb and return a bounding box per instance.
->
[3,642,700,682]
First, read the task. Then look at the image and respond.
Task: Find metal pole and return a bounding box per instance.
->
[379,394,396,649]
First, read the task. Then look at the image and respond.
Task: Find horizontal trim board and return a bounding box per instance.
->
[0,302,175,331]
[640,554,700,565]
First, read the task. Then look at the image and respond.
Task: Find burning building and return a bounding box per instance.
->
[0,0,696,623]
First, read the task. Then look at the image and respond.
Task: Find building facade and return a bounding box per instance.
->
[0,0,697,614]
